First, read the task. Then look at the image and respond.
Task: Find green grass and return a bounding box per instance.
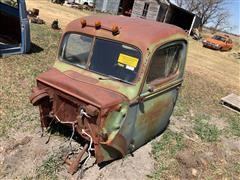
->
[233,162,240,174]
[150,130,185,179]
[173,95,189,117]
[36,153,63,180]
[228,114,240,137]
[152,130,185,156]
[193,114,221,142]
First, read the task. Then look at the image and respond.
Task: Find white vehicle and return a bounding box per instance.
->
[73,0,94,7]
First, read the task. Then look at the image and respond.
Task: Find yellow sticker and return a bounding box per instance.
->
[118,54,139,68]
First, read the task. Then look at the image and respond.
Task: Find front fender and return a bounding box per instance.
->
[97,103,135,163]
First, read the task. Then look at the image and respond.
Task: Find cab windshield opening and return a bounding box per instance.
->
[60,33,142,83]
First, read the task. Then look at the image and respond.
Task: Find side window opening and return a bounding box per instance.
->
[147,42,184,84]
[62,33,93,68]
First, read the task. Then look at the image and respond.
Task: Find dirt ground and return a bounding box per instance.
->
[0,127,154,180]
[26,0,93,29]
[0,0,239,179]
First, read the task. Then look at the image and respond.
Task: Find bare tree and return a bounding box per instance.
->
[211,10,230,33]
[174,0,230,31]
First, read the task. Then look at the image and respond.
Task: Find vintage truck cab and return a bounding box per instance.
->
[0,0,30,57]
[30,15,187,165]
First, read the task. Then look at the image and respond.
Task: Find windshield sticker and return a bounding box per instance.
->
[126,65,135,71]
[118,53,139,70]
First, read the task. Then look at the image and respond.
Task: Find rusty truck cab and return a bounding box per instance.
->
[30,15,187,165]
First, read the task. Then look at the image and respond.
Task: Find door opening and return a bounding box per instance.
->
[118,0,134,17]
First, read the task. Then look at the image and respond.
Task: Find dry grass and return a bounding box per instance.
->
[187,39,239,91]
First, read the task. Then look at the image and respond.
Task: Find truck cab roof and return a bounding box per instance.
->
[64,15,186,53]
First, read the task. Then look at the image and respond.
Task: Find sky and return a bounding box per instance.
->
[226,0,240,35]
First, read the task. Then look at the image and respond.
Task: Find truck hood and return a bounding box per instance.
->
[36,68,128,109]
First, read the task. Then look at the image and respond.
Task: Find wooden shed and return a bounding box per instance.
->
[131,0,200,34]
[95,0,200,34]
[131,0,169,21]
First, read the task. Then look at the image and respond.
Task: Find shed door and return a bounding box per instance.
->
[132,41,187,149]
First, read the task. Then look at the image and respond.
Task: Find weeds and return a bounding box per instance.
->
[36,153,63,180]
[152,130,185,156]
[193,114,221,142]
[234,162,240,174]
[228,114,240,137]
[173,95,189,117]
[150,130,185,179]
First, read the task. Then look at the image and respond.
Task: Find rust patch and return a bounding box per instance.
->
[36,68,127,109]
[30,68,129,164]
[30,87,49,106]
[64,70,99,84]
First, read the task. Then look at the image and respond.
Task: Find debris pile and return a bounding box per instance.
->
[192,28,202,40]
[231,52,240,59]
[51,19,61,30]
[62,1,94,11]
[27,8,39,17]
[27,8,45,25]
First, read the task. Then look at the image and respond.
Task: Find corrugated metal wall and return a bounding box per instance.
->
[95,0,121,14]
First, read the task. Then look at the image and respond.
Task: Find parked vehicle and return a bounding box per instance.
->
[66,0,94,7]
[0,0,30,57]
[202,34,233,51]
[30,15,187,170]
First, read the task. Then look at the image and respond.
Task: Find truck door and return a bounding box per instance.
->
[132,40,187,149]
[0,0,30,57]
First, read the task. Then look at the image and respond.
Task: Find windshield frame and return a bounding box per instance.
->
[58,32,143,84]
